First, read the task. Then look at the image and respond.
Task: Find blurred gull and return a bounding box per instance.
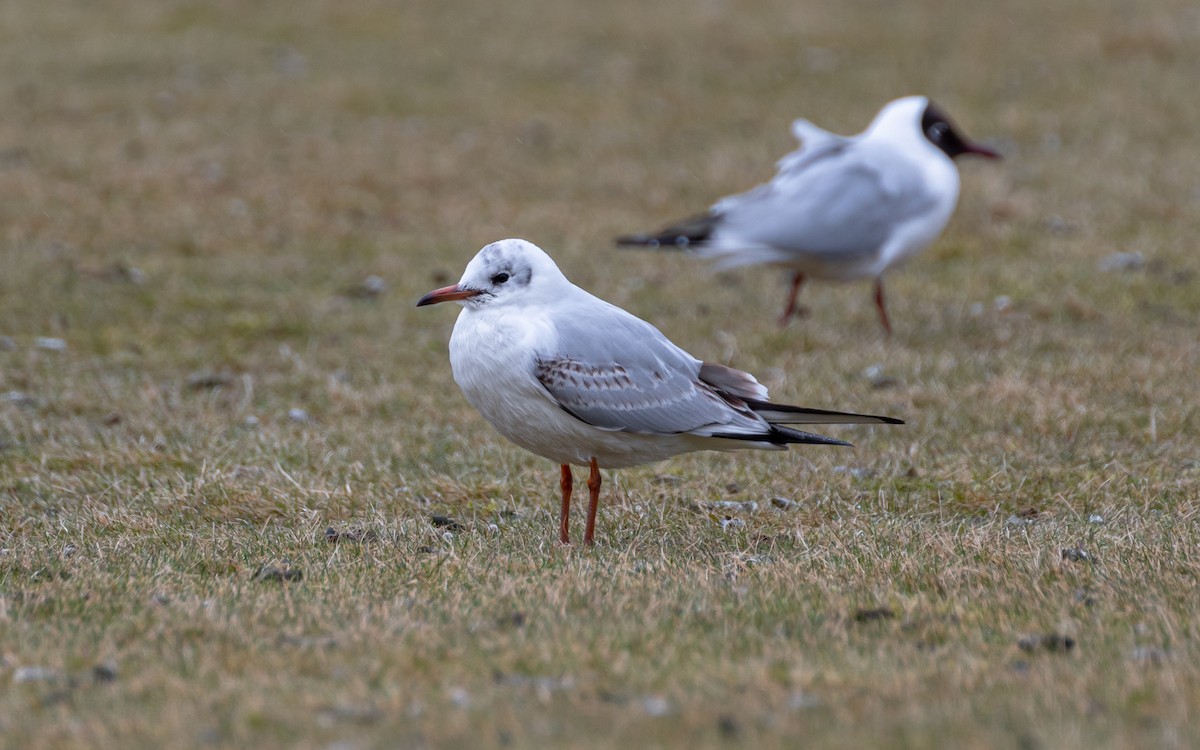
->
[617,96,1000,335]
[418,239,902,545]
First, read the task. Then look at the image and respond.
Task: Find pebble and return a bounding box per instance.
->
[853,607,895,623]
[91,662,119,683]
[186,371,233,390]
[287,408,309,423]
[277,634,338,649]
[0,145,31,167]
[316,704,381,727]
[274,47,309,78]
[1044,215,1076,234]
[13,666,61,684]
[429,515,465,532]
[870,374,901,389]
[718,517,745,532]
[717,715,739,737]
[1017,633,1075,653]
[35,337,67,351]
[832,465,872,479]
[640,695,671,717]
[324,526,379,544]
[2,391,34,406]
[739,554,773,567]
[497,611,526,629]
[708,500,758,513]
[806,47,838,72]
[253,565,303,583]
[1098,251,1144,272]
[493,672,575,696]
[1132,646,1169,665]
[1061,546,1092,563]
[345,275,387,299]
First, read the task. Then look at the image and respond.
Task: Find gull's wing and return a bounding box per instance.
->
[698,362,904,426]
[616,124,921,256]
[532,299,768,438]
[707,140,937,265]
[773,118,851,173]
[531,296,900,440]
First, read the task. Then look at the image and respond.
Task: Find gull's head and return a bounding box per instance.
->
[416,239,570,310]
[870,96,1000,160]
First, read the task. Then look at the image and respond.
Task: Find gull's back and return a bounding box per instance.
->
[702,129,953,279]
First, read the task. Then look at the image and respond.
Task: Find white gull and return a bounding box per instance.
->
[418,239,902,545]
[617,96,1000,335]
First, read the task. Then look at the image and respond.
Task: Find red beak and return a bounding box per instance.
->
[416,284,480,307]
[962,141,1002,159]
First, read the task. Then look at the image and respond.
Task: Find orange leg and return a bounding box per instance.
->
[778,272,808,326]
[559,464,572,545]
[584,458,601,546]
[874,278,892,337]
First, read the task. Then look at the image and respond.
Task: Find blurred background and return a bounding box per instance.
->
[2,0,1194,349]
[3,0,1196,479]
[2,0,1198,540]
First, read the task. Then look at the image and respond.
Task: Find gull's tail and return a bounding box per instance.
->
[764,425,855,447]
[748,400,905,427]
[698,360,904,447]
[750,404,903,448]
[615,211,717,250]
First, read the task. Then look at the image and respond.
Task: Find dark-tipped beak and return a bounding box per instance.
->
[416,284,480,307]
[963,141,1002,159]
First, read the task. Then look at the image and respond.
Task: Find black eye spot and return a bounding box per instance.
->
[491,272,510,285]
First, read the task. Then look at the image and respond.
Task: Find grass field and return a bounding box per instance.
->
[2,0,1199,747]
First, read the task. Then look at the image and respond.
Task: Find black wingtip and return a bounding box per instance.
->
[614,234,661,248]
[775,426,854,447]
[614,212,717,250]
[614,233,695,249]
[744,399,905,426]
[714,426,854,447]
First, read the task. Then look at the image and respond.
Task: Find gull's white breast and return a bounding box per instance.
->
[877,144,961,272]
[448,304,701,468]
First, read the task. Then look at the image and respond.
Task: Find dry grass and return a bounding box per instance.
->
[2,0,1199,747]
